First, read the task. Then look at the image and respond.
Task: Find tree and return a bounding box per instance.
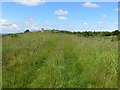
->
[24,29,30,33]
[112,30,120,36]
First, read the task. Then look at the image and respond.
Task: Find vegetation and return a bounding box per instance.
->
[2,30,119,88]
[24,29,30,33]
[51,30,120,37]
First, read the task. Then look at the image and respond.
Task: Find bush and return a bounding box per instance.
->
[82,31,94,37]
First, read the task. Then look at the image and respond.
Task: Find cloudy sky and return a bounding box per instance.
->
[1,1,119,34]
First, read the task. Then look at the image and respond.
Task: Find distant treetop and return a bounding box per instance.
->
[24,29,30,33]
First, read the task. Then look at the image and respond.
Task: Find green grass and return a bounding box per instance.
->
[2,31,118,88]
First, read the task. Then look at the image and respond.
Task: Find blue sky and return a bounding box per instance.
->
[1,1,119,34]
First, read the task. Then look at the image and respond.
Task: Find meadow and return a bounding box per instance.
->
[2,31,118,88]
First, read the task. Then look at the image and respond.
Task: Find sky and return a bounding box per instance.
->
[0,1,119,34]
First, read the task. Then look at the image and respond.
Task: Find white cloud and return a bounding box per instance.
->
[54,9,69,15]
[83,22,89,25]
[23,19,43,31]
[98,21,103,25]
[57,16,68,20]
[14,0,46,6]
[0,19,13,26]
[82,2,99,8]
[102,15,107,19]
[30,26,39,30]
[115,8,120,11]
[24,18,38,28]
[0,19,20,34]
[36,27,39,30]
[12,24,20,29]
[94,24,109,30]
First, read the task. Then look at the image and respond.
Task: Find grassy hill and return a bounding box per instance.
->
[2,31,118,88]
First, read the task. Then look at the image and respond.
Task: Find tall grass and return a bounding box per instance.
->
[2,32,118,88]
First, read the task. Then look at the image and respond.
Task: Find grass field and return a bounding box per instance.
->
[2,31,118,88]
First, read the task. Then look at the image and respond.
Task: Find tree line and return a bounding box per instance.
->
[24,29,119,37]
[50,30,120,37]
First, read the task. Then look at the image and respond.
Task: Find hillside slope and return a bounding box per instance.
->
[2,32,118,88]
